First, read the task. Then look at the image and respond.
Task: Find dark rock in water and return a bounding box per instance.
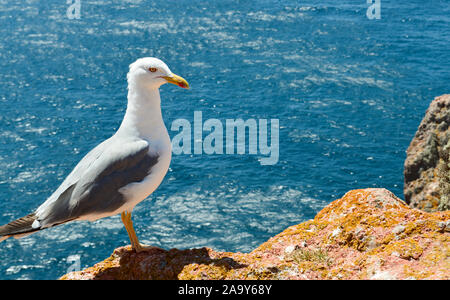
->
[404,94,450,212]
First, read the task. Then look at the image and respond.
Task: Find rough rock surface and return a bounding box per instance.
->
[404,94,450,212]
[61,188,449,280]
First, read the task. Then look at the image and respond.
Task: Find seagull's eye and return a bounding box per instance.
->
[149,67,158,73]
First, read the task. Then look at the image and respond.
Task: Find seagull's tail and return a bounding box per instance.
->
[0,213,40,242]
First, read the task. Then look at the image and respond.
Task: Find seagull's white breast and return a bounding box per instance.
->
[118,131,172,213]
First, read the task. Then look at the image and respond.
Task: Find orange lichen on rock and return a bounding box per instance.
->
[60,188,449,280]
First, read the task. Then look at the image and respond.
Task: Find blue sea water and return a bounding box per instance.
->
[0,0,449,279]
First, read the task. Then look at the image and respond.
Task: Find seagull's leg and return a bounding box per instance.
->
[120,211,159,253]
[121,211,138,249]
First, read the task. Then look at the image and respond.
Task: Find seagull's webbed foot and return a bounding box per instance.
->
[133,243,161,253]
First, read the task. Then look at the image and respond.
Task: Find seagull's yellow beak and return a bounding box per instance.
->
[162,74,190,89]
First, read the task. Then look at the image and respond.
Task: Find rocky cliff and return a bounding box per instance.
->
[404,94,450,211]
[61,188,449,280]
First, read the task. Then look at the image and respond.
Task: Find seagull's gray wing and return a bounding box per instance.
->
[35,137,158,228]
[1,139,112,239]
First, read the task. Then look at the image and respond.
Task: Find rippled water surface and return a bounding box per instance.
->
[0,0,449,279]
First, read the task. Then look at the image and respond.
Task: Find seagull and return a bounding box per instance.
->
[0,57,189,252]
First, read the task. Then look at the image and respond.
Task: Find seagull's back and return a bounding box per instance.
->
[35,132,169,227]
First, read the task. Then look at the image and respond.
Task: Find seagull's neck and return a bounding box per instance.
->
[117,86,168,141]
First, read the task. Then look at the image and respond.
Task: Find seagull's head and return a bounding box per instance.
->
[127,57,189,90]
